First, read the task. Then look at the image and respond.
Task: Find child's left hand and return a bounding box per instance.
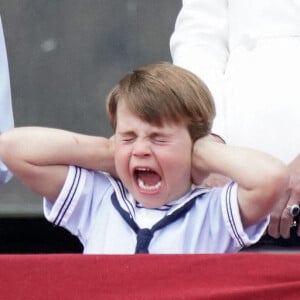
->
[191,134,231,187]
[191,135,215,185]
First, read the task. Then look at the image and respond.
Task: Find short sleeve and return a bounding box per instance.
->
[43,166,112,245]
[221,182,269,249]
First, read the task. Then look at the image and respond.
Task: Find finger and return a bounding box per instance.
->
[268,190,290,238]
[287,169,300,237]
[297,217,300,237]
[279,203,294,239]
[283,181,300,237]
[280,195,300,238]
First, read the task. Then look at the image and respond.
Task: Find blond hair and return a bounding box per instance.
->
[106,62,215,141]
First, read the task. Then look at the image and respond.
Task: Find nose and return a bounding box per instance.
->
[132,138,151,157]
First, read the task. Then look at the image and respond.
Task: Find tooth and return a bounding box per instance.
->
[137,167,150,171]
[138,178,161,191]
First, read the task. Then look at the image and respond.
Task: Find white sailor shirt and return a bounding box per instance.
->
[44,166,268,254]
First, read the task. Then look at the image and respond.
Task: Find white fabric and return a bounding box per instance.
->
[0,16,14,184]
[170,0,300,162]
[44,166,268,254]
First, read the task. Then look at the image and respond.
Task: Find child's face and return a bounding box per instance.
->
[114,100,193,208]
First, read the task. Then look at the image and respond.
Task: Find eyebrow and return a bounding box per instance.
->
[150,132,173,138]
[117,130,136,136]
[117,130,174,138]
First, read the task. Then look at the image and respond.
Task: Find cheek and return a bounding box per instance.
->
[114,147,129,176]
[162,145,192,173]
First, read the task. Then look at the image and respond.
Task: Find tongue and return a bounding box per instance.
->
[138,171,161,186]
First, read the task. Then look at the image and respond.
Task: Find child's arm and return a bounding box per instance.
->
[192,135,289,227]
[0,127,115,201]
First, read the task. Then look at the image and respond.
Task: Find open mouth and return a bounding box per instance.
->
[134,167,162,192]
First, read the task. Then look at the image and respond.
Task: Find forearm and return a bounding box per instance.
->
[0,127,116,199]
[193,137,289,226]
[193,138,286,191]
[0,127,115,174]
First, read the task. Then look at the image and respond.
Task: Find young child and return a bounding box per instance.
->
[0,63,288,254]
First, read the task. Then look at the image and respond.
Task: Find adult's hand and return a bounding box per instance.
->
[268,154,300,238]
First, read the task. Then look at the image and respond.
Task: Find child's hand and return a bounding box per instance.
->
[107,135,118,178]
[191,134,231,187]
[191,135,216,185]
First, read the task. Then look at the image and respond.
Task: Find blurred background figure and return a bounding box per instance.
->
[170,0,300,241]
[0,15,14,186]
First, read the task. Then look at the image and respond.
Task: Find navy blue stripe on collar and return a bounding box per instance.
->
[115,179,135,217]
[135,202,173,211]
[107,176,136,219]
[166,187,208,216]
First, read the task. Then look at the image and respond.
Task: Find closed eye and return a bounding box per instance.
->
[152,134,172,144]
[122,136,135,142]
[122,136,134,141]
[153,138,168,144]
[117,132,136,143]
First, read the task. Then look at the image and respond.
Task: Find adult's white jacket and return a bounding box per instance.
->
[170,0,300,162]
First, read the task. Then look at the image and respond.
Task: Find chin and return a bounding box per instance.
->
[134,193,166,209]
